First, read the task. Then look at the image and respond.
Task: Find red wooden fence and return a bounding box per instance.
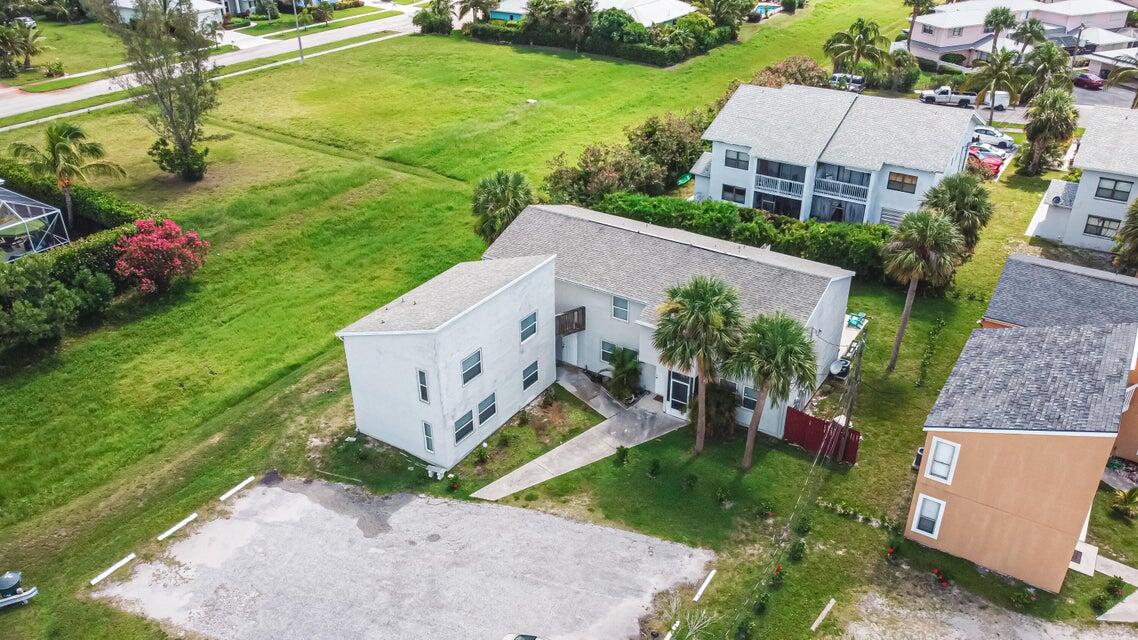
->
[784,407,860,465]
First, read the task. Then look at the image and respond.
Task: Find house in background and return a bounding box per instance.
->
[112,0,224,29]
[490,0,695,26]
[691,84,980,226]
[339,204,853,470]
[1028,106,1138,252]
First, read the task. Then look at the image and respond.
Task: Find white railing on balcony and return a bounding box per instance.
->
[813,178,869,202]
[754,174,804,198]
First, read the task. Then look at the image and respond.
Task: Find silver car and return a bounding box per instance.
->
[13,16,37,28]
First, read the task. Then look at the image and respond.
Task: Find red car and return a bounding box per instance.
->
[968,147,1003,176]
[1073,73,1105,90]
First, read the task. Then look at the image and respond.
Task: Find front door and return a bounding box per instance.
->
[668,371,694,415]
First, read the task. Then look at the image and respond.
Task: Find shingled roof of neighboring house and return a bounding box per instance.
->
[483,204,853,325]
[337,255,553,334]
[690,151,712,178]
[925,323,1137,433]
[984,254,1138,328]
[1076,106,1138,177]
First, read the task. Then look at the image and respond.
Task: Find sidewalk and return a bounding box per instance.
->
[1097,556,1138,622]
[471,367,686,501]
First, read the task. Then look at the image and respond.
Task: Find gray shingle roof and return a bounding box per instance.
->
[337,255,553,334]
[926,323,1137,433]
[483,204,852,325]
[1076,106,1138,177]
[690,151,712,178]
[1042,179,1079,208]
[985,253,1138,328]
[702,84,980,173]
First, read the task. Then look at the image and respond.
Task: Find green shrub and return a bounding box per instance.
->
[334,0,363,7]
[769,571,784,590]
[524,491,539,501]
[771,219,893,279]
[614,445,629,466]
[781,0,796,12]
[752,592,769,615]
[734,620,752,640]
[647,458,661,478]
[683,473,698,490]
[715,485,730,504]
[474,445,488,465]
[0,259,113,350]
[517,410,529,427]
[731,219,778,246]
[794,514,812,535]
[497,431,511,448]
[788,538,806,562]
[0,158,156,228]
[1090,593,1111,615]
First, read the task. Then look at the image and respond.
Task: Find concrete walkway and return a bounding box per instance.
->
[1103,468,1138,491]
[1096,556,1138,622]
[471,369,687,501]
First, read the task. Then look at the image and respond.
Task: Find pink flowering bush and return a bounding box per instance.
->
[114,219,209,295]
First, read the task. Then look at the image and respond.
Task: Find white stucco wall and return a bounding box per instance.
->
[342,257,557,469]
[1054,169,1138,251]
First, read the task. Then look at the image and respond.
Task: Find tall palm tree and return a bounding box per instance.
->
[920,173,993,255]
[457,0,495,22]
[1020,41,1071,102]
[968,49,1025,125]
[883,211,964,372]
[726,313,816,470]
[1105,57,1138,109]
[12,22,48,70]
[1023,87,1078,175]
[883,49,917,92]
[983,6,1017,61]
[1011,17,1046,61]
[823,18,889,73]
[8,121,126,228]
[1113,200,1138,275]
[903,0,935,52]
[471,170,535,244]
[653,276,743,455]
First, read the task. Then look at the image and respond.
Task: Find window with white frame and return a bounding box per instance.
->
[921,24,933,35]
[523,361,539,389]
[520,311,537,342]
[722,184,747,204]
[1084,215,1121,238]
[911,494,945,539]
[423,422,434,453]
[461,350,482,384]
[612,296,630,322]
[417,369,429,403]
[601,341,637,364]
[478,393,497,424]
[950,26,963,37]
[454,411,474,443]
[740,385,758,411]
[725,150,749,170]
[1096,178,1133,202]
[925,437,959,484]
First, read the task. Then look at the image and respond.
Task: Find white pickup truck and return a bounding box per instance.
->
[919,86,1011,110]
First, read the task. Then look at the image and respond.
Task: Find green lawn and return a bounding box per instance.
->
[12,0,1111,637]
[18,46,238,93]
[235,6,393,36]
[2,21,124,87]
[264,10,400,39]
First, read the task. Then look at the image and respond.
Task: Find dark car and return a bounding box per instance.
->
[1073,72,1104,90]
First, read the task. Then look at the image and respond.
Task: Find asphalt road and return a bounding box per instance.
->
[979,85,1136,125]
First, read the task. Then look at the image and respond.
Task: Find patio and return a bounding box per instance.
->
[0,186,69,263]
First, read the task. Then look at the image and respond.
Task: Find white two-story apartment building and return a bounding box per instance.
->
[1029,106,1138,252]
[339,205,854,469]
[691,84,981,226]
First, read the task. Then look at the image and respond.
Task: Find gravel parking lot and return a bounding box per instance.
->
[98,478,713,639]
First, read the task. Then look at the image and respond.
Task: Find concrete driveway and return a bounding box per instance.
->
[98,478,713,640]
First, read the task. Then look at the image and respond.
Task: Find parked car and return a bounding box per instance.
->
[1073,72,1105,89]
[971,142,1010,159]
[972,125,1016,150]
[830,73,865,93]
[968,147,1003,175]
[919,86,978,108]
[13,16,36,28]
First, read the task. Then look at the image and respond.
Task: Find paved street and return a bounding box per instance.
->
[98,479,713,640]
[978,85,1136,125]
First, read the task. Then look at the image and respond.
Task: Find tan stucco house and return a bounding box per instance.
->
[906,253,1138,592]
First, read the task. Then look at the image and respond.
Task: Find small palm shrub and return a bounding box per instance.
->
[1112,488,1138,520]
[603,346,640,402]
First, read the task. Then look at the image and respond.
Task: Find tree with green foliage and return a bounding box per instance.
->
[751,55,830,88]
[470,170,535,243]
[883,211,965,372]
[1011,17,1046,60]
[983,6,1017,60]
[653,276,742,454]
[726,313,816,470]
[590,8,646,43]
[968,48,1025,125]
[12,22,48,70]
[1105,56,1138,109]
[296,7,314,28]
[1023,87,1078,175]
[602,346,641,401]
[694,0,750,32]
[1020,41,1070,103]
[1113,200,1138,275]
[310,1,333,23]
[8,121,125,228]
[902,0,935,52]
[566,0,595,49]
[458,0,497,22]
[823,18,889,72]
[0,25,19,78]
[545,144,666,204]
[413,0,454,34]
[1112,487,1138,520]
[920,173,993,255]
[624,111,704,185]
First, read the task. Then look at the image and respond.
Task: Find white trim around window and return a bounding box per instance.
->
[911,493,946,540]
[423,421,434,453]
[522,360,539,390]
[520,311,537,343]
[924,436,960,485]
[461,349,482,385]
[478,392,497,425]
[416,369,429,404]
[612,296,630,322]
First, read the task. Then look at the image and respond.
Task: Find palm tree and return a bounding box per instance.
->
[823,19,889,73]
[1020,41,1071,102]
[602,346,640,402]
[882,49,917,92]
[1011,17,1046,61]
[457,0,495,22]
[983,6,1017,61]
[471,170,535,244]
[1105,57,1138,109]
[1113,200,1138,275]
[8,122,126,228]
[1023,88,1078,175]
[920,173,993,254]
[968,49,1025,125]
[653,276,742,455]
[883,211,964,372]
[903,0,935,52]
[1112,487,1138,520]
[695,0,751,29]
[726,313,816,470]
[12,22,48,70]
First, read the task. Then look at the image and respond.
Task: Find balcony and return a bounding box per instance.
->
[754,174,805,199]
[556,306,586,336]
[813,178,869,203]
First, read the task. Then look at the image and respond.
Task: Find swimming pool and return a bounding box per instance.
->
[754,2,781,16]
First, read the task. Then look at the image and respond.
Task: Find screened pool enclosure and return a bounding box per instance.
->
[0,186,70,263]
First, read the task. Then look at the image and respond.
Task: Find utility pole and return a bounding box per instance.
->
[293,0,306,62]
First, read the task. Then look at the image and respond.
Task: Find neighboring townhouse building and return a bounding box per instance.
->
[691,84,980,227]
[337,255,558,471]
[1029,106,1138,252]
[907,322,1138,593]
[112,0,224,28]
[491,0,694,25]
[1087,46,1138,82]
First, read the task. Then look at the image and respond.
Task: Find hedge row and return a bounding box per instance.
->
[596,192,893,279]
[0,159,156,228]
[466,23,732,67]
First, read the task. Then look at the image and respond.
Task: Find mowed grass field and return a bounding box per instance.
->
[2,21,125,87]
[7,1,1107,637]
